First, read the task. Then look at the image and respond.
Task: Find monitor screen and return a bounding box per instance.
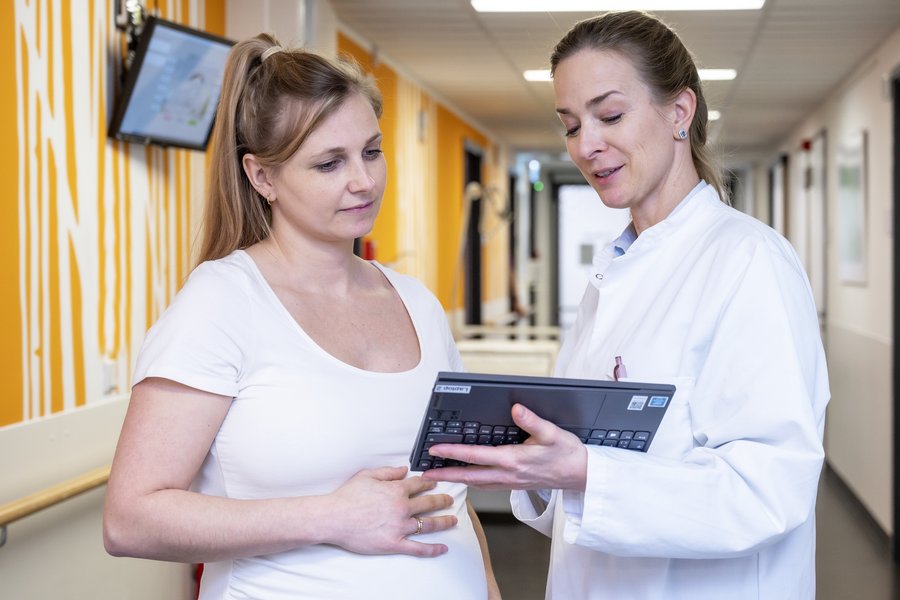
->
[108,16,233,151]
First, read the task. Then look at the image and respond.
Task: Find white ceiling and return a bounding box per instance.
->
[329,0,900,164]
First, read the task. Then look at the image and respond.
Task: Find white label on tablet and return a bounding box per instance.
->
[627,395,648,410]
[435,384,472,394]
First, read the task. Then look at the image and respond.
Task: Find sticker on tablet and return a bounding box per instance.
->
[627,395,648,411]
[649,395,669,408]
[435,384,471,394]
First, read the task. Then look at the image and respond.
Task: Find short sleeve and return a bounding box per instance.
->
[132,260,254,398]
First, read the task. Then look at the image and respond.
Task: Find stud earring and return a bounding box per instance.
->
[678,128,688,140]
[266,193,274,205]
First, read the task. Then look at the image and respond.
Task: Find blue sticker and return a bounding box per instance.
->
[648,395,669,408]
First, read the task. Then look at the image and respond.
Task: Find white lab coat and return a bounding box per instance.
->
[511,184,829,599]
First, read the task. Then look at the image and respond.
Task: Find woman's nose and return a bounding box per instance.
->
[348,159,376,192]
[572,123,608,161]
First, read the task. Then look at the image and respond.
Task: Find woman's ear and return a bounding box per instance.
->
[242,153,273,199]
[671,87,697,137]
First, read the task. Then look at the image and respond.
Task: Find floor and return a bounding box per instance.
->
[479,464,898,599]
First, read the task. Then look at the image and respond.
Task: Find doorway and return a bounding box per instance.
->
[464,146,483,325]
[891,68,900,559]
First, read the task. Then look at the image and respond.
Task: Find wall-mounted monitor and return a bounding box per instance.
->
[108,16,233,151]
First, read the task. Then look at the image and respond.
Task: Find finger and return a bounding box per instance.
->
[425,442,509,467]
[394,539,449,558]
[413,514,458,535]
[401,475,438,496]
[511,403,561,442]
[408,492,454,515]
[424,465,518,489]
[362,465,409,481]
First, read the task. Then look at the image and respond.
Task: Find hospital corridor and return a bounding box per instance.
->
[2,0,900,598]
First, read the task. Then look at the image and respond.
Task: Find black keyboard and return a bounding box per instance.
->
[409,371,675,471]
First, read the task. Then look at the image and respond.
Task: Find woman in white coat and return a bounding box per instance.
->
[426,11,829,600]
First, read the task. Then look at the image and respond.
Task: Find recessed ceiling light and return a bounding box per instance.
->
[699,69,737,81]
[524,69,553,81]
[473,0,764,11]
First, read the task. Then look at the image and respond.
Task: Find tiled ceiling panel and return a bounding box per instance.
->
[331,0,900,162]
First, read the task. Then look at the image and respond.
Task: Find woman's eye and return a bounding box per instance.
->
[364,148,383,160]
[564,125,580,138]
[316,159,340,172]
[601,114,623,124]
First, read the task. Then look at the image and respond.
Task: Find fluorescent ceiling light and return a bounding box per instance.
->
[524,69,553,81]
[698,68,737,81]
[473,0,764,11]
[525,68,735,82]
[708,110,721,121]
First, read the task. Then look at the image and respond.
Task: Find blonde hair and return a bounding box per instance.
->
[550,11,727,201]
[198,33,382,263]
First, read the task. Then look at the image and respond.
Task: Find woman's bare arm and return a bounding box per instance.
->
[103,378,456,563]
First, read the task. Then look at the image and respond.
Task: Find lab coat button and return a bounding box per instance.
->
[595,273,603,280]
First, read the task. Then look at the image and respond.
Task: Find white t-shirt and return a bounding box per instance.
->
[133,250,487,600]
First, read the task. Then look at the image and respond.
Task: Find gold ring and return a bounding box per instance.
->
[415,517,424,535]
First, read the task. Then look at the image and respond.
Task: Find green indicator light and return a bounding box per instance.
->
[533,181,545,192]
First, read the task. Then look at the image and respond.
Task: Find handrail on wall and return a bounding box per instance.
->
[0,465,111,548]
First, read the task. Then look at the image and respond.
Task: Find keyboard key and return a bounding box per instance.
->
[464,422,480,428]
[491,435,505,445]
[620,431,634,440]
[464,434,478,444]
[428,426,444,433]
[463,427,478,435]
[562,427,590,439]
[430,420,446,428]
[479,425,493,435]
[425,433,464,444]
[605,430,621,440]
[617,440,631,448]
[492,425,507,435]
[417,459,432,470]
[507,427,521,436]
[590,429,607,440]
[477,435,492,445]
[634,431,650,441]
[602,440,618,447]
[446,427,463,434]
[447,420,463,428]
[628,440,646,451]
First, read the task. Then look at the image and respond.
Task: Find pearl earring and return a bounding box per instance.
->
[266,193,274,205]
[678,129,688,140]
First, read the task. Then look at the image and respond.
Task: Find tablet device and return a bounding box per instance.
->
[410,371,675,471]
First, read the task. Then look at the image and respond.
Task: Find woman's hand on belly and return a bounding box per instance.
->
[320,466,457,557]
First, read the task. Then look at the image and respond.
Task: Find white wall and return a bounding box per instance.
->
[752,25,900,533]
[226,0,337,55]
[0,398,193,600]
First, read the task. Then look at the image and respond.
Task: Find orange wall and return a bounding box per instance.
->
[0,0,226,428]
[0,0,20,424]
[435,106,488,310]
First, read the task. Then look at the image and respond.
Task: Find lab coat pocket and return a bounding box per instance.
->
[620,375,696,460]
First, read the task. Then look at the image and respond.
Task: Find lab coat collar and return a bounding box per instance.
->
[592,181,717,278]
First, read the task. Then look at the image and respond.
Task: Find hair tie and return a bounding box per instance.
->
[261,45,283,62]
